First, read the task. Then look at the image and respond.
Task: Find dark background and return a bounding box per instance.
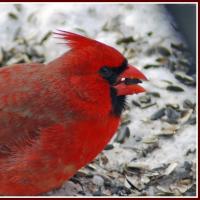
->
[166,4,196,74]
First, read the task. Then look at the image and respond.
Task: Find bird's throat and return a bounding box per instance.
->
[110,87,126,116]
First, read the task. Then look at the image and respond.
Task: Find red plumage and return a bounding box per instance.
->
[55,30,99,49]
[0,31,146,195]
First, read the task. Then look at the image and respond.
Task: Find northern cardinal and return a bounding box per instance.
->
[0,31,147,195]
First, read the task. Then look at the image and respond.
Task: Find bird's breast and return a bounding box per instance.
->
[40,114,120,170]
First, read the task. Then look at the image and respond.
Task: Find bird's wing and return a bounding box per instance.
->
[0,63,52,155]
[0,110,42,156]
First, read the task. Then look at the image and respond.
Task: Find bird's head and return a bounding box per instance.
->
[54,31,147,116]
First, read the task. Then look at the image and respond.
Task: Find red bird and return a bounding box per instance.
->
[0,31,147,195]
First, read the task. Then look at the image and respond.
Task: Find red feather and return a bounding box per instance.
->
[54,30,99,49]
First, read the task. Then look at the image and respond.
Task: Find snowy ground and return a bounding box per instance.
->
[0,3,197,197]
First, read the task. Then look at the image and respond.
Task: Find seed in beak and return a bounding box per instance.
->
[124,78,142,85]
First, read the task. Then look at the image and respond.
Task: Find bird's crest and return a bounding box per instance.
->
[54,30,99,49]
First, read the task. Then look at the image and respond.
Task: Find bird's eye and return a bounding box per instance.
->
[99,67,113,78]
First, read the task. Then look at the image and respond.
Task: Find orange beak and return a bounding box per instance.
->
[113,65,147,96]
